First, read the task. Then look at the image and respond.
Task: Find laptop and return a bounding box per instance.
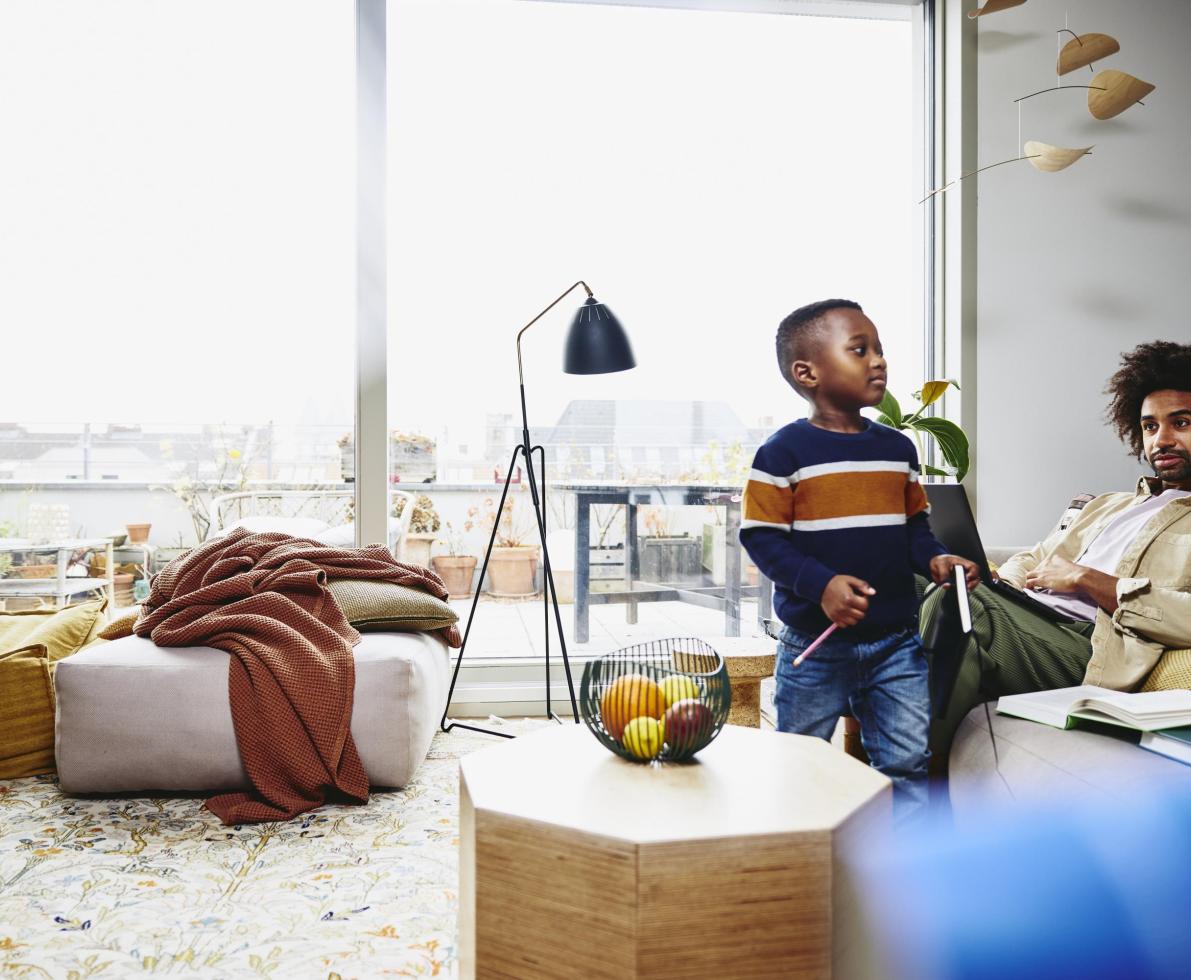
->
[923,483,1082,719]
[923,483,1077,625]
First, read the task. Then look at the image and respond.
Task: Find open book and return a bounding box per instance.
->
[996,685,1191,732]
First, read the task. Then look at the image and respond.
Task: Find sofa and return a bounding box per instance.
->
[945,546,1191,816]
[948,705,1191,816]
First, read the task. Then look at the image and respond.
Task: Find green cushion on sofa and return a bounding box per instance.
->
[327,579,458,633]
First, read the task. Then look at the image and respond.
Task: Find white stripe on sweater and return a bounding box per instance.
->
[742,518,792,532]
[791,513,907,532]
[747,468,792,488]
[788,459,911,484]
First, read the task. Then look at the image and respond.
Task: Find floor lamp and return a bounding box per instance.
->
[441,281,636,738]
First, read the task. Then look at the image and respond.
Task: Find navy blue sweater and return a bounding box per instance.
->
[740,419,947,634]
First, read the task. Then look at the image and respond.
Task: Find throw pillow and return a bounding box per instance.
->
[98,607,141,641]
[1140,647,1191,692]
[0,644,56,778]
[314,523,355,547]
[327,579,458,633]
[0,597,109,662]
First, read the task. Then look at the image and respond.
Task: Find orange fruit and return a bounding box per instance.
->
[600,674,665,740]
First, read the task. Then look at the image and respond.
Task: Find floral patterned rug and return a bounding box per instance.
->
[0,724,530,979]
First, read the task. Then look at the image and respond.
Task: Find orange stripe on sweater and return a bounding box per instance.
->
[905,481,930,518]
[792,471,907,522]
[743,480,795,525]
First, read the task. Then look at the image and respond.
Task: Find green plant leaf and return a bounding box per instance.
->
[876,390,903,427]
[923,464,954,478]
[911,416,970,482]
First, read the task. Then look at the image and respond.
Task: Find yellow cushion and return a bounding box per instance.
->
[0,598,108,662]
[98,607,141,641]
[1140,648,1191,692]
[327,579,458,633]
[0,644,56,778]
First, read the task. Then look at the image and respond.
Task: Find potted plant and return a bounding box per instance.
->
[477,495,539,597]
[431,520,477,598]
[639,506,701,586]
[391,431,437,483]
[876,380,970,480]
[393,493,441,567]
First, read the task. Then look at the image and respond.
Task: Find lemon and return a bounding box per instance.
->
[622,716,664,760]
[659,675,700,707]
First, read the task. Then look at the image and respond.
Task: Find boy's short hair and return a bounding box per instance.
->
[776,298,863,394]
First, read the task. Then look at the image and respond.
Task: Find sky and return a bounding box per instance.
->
[1,0,918,451]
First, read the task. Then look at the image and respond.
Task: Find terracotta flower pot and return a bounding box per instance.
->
[431,555,478,598]
[125,523,152,544]
[486,546,538,597]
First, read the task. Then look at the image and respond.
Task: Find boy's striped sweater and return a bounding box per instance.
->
[740,418,947,634]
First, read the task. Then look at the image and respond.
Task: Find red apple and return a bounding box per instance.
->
[663,698,714,753]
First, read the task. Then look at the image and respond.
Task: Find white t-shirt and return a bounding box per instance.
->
[1026,488,1191,621]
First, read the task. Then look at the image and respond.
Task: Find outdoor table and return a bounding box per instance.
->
[558,482,772,641]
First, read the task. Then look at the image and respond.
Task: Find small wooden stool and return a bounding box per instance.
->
[711,636,777,727]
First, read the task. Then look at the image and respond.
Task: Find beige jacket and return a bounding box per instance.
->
[998,478,1191,690]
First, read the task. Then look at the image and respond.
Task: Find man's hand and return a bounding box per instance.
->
[1023,556,1120,612]
[820,575,876,628]
[930,554,982,591]
[1024,555,1086,594]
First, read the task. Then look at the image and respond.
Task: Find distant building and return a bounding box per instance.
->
[529,400,756,482]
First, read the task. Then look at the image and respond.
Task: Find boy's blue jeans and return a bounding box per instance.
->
[775,623,930,826]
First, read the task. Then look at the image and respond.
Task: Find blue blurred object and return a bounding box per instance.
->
[844,785,1191,979]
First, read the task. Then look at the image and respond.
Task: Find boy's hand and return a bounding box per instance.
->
[820,575,876,628]
[930,554,981,591]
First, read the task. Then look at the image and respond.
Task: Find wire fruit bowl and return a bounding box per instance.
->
[579,637,731,763]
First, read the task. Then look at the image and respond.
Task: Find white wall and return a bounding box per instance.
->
[974,0,1191,545]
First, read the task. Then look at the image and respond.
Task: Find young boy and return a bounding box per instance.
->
[740,298,979,823]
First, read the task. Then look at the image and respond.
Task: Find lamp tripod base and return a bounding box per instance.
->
[440,442,579,739]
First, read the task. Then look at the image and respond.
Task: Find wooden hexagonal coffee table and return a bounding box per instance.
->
[459,723,890,979]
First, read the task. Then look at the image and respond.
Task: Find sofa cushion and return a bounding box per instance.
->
[326,579,457,633]
[54,630,451,793]
[97,607,140,640]
[0,598,108,662]
[948,704,1191,817]
[1140,647,1191,692]
[0,644,57,778]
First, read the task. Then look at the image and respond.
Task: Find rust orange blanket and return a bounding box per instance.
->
[134,529,461,824]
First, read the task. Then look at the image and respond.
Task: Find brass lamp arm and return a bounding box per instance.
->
[515,280,593,386]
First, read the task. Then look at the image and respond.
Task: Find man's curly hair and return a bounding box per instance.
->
[1104,341,1191,457]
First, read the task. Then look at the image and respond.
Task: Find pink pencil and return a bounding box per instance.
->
[793,623,838,667]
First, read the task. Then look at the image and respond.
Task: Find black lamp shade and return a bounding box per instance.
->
[563,297,636,375]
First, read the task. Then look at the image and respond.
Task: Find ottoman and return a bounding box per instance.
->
[54,631,450,793]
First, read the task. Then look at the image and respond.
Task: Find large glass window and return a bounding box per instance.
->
[0,1,355,607]
[388,0,920,659]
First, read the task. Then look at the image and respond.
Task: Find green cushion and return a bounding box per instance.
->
[326,579,458,633]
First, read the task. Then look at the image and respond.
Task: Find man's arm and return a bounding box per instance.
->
[1024,556,1119,612]
[1113,579,1191,649]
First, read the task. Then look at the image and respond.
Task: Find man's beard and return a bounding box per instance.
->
[1150,449,1191,484]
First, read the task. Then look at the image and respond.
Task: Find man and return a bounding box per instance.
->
[930,340,1191,754]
